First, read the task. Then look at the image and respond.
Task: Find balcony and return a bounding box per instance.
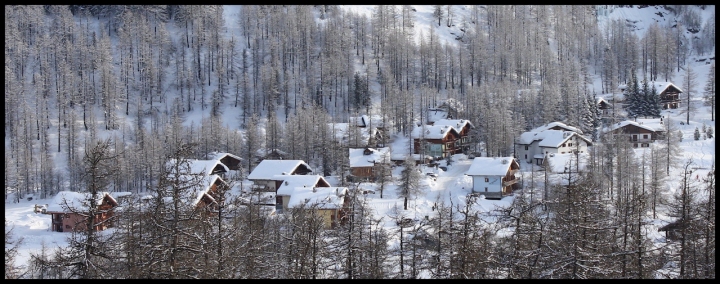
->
[250,184,273,192]
[502,177,519,187]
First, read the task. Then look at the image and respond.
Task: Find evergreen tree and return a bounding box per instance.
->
[694,127,701,140]
[624,69,641,118]
[646,84,662,118]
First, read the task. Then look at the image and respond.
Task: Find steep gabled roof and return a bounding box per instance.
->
[248,160,312,180]
[604,119,665,133]
[433,119,474,131]
[536,130,593,148]
[46,191,117,213]
[411,124,459,139]
[529,122,584,135]
[276,175,331,196]
[166,159,229,177]
[651,81,683,94]
[287,187,348,209]
[466,157,518,176]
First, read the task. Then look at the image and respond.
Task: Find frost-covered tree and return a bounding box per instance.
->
[703,63,715,121]
[397,155,424,210]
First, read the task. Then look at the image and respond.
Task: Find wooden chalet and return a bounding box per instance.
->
[658,219,687,241]
[653,82,682,109]
[411,124,461,159]
[45,191,118,232]
[247,160,313,192]
[348,147,390,182]
[275,175,331,212]
[603,118,666,148]
[432,119,474,154]
[287,187,350,229]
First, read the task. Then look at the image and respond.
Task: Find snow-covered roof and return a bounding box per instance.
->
[207,152,242,162]
[433,119,474,131]
[411,124,459,139]
[46,191,117,213]
[651,81,683,94]
[247,160,312,180]
[466,157,518,176]
[529,122,583,135]
[537,130,578,148]
[546,152,589,173]
[618,81,683,95]
[275,175,330,196]
[287,187,348,209]
[604,119,665,133]
[166,158,229,176]
[349,147,390,168]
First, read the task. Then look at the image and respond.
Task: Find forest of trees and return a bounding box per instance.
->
[4,5,716,279]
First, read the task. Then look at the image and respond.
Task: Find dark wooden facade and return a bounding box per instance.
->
[414,130,461,158]
[48,195,118,233]
[659,85,682,109]
[608,124,665,147]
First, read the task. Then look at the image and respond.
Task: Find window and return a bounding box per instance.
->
[561,152,565,154]
[633,143,638,148]
[643,134,648,139]
[65,225,71,229]
[568,143,572,147]
[642,143,649,147]
[484,177,489,182]
[525,145,529,150]
[485,187,488,192]
[632,135,638,141]
[524,154,527,159]
[561,143,566,147]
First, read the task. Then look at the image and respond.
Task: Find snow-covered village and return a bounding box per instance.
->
[4,5,715,279]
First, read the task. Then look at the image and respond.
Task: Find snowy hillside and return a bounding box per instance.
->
[5,5,715,279]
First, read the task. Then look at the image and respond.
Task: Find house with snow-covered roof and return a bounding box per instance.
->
[348,147,391,182]
[329,121,385,148]
[432,119,475,154]
[602,117,666,148]
[247,159,312,190]
[274,174,331,212]
[516,124,592,166]
[597,97,614,122]
[44,191,119,232]
[287,187,350,229]
[618,81,682,109]
[466,157,520,199]
[411,124,461,159]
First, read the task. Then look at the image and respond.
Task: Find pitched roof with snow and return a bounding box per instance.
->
[411,124,459,139]
[349,147,390,168]
[433,119,474,131]
[166,158,229,176]
[604,119,665,133]
[46,191,117,213]
[466,157,518,176]
[529,122,583,135]
[287,187,348,209]
[651,81,683,94]
[247,160,312,180]
[537,130,582,148]
[276,175,330,196]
